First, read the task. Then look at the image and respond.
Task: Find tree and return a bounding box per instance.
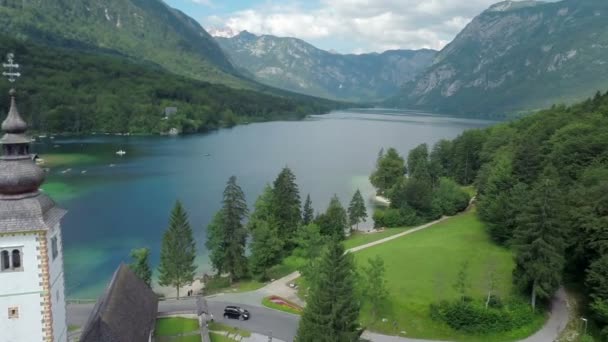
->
[513,168,566,311]
[249,219,283,280]
[302,194,314,225]
[206,210,226,276]
[370,147,406,195]
[407,143,431,181]
[158,200,197,299]
[296,239,361,342]
[248,185,275,233]
[348,189,367,230]
[484,256,500,309]
[271,167,302,247]
[220,176,249,283]
[129,247,152,287]
[362,255,389,319]
[295,223,327,281]
[317,195,348,240]
[454,260,471,303]
[451,130,486,185]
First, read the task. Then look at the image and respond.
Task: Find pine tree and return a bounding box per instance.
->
[348,189,367,230]
[296,239,361,342]
[129,247,152,287]
[206,210,226,276]
[370,147,406,195]
[513,167,566,311]
[302,194,314,225]
[317,195,348,239]
[272,167,302,248]
[362,255,388,320]
[158,200,197,299]
[221,175,249,283]
[249,219,283,280]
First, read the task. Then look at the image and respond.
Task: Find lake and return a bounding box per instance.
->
[33,109,494,298]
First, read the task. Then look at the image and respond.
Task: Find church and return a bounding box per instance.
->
[0,56,68,342]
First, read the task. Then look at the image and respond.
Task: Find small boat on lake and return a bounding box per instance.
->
[116,150,126,156]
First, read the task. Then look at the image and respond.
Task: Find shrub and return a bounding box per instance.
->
[373,207,420,228]
[433,178,471,216]
[430,297,536,334]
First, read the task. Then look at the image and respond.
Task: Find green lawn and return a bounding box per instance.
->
[344,227,411,250]
[354,210,545,341]
[262,296,303,315]
[207,322,251,337]
[209,332,236,342]
[154,317,199,337]
[165,335,202,342]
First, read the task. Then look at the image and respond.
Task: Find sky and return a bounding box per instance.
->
[164,0,560,54]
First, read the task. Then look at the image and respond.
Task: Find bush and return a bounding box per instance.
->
[373,207,420,228]
[430,297,536,334]
[433,178,471,216]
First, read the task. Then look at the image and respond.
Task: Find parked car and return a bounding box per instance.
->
[223,306,250,320]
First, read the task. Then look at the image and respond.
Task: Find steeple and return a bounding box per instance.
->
[0,54,44,199]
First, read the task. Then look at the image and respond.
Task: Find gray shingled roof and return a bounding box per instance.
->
[0,192,66,233]
[79,264,159,342]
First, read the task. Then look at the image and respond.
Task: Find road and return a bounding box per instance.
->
[68,298,300,342]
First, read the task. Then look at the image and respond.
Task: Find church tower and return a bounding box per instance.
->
[0,54,68,342]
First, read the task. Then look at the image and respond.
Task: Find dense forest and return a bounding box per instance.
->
[415,91,608,339]
[0,35,347,134]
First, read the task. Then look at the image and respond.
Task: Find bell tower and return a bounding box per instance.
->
[0,53,68,342]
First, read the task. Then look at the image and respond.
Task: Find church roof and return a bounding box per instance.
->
[79,264,159,342]
[0,192,66,233]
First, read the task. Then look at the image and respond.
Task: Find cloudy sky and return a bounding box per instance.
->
[164,0,557,54]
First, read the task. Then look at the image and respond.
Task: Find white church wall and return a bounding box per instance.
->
[48,224,67,342]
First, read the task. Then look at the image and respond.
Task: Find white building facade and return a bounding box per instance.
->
[0,88,67,342]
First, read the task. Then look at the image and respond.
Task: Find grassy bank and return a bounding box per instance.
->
[353,210,545,341]
[262,296,303,315]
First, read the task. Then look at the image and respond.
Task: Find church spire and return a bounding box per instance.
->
[0,53,44,198]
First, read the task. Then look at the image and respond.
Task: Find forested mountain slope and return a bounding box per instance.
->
[0,35,345,134]
[389,0,608,118]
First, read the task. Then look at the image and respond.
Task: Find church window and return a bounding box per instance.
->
[12,249,21,268]
[51,236,58,260]
[1,250,8,271]
[8,307,19,319]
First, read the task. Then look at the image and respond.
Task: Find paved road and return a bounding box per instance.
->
[68,299,300,342]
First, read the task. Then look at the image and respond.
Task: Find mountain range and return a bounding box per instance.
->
[215,31,436,102]
[388,0,608,117]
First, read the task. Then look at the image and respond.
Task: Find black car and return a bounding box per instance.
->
[223,306,250,320]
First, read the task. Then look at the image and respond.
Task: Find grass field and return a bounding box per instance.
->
[209,332,236,342]
[344,227,411,250]
[354,210,545,341]
[208,322,251,337]
[154,317,199,336]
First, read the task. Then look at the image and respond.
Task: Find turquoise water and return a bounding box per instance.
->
[33,109,494,298]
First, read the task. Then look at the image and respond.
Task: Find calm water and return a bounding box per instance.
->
[33,109,494,298]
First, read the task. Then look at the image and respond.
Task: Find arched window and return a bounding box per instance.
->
[12,249,21,269]
[1,251,9,271]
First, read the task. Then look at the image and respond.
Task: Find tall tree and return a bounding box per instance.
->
[206,210,226,276]
[317,195,348,240]
[513,168,566,311]
[272,167,302,247]
[302,194,314,225]
[248,185,275,233]
[348,189,367,230]
[296,239,361,342]
[129,247,152,287]
[221,176,249,283]
[158,200,197,299]
[362,255,388,320]
[451,130,486,185]
[370,147,406,195]
[407,143,431,181]
[249,219,283,280]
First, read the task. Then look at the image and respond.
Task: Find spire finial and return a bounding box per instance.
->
[2,53,21,83]
[2,54,27,134]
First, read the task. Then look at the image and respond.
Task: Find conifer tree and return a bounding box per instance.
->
[362,255,388,319]
[317,195,348,239]
[370,147,406,195]
[221,175,249,283]
[158,200,197,298]
[272,167,302,247]
[206,210,226,276]
[302,194,314,225]
[513,167,566,311]
[296,239,361,342]
[129,247,152,287]
[348,189,367,230]
[249,186,283,279]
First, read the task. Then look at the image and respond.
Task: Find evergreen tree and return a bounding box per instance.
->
[362,255,388,320]
[348,189,367,230]
[317,195,348,240]
[206,210,226,276]
[295,223,327,282]
[129,247,152,287]
[296,239,361,342]
[370,147,406,195]
[302,194,314,225]
[158,200,197,299]
[513,168,566,311]
[451,130,486,185]
[221,176,249,283]
[272,167,302,247]
[248,185,275,233]
[249,219,283,280]
[407,143,431,181]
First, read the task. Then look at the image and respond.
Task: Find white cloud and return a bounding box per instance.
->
[190,0,214,7]
[202,0,558,53]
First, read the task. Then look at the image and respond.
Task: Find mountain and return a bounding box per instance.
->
[0,34,345,134]
[389,0,608,117]
[215,31,436,102]
[0,0,246,87]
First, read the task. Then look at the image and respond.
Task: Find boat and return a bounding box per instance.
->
[116,150,126,156]
[204,153,211,157]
